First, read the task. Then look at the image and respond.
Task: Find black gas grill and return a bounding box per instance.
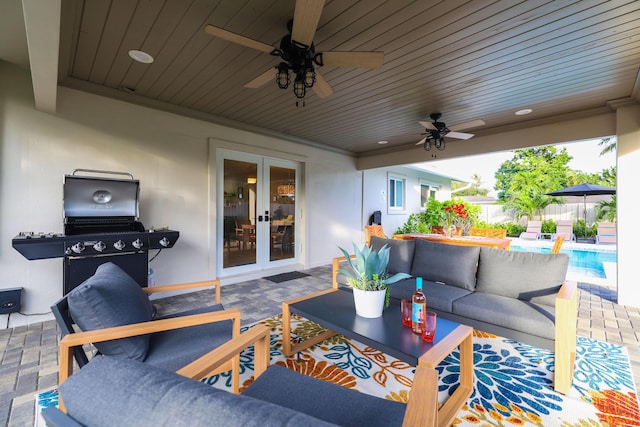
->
[12,170,179,294]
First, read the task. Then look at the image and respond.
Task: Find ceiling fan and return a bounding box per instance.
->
[204,0,384,101]
[415,113,485,151]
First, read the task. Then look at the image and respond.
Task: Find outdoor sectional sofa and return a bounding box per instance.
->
[332,235,578,394]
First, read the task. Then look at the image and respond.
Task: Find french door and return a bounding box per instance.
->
[218,150,299,275]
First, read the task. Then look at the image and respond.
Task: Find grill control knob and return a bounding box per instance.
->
[71,242,85,254]
[159,237,170,247]
[93,241,106,252]
[132,239,143,249]
[114,240,125,251]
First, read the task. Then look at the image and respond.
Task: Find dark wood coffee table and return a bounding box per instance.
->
[282,288,473,427]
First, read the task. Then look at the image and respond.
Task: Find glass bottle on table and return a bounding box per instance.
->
[412,277,427,334]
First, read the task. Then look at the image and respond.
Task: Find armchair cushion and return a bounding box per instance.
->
[410,239,480,291]
[67,262,154,361]
[144,304,233,371]
[476,247,569,306]
[244,364,406,427]
[60,356,335,427]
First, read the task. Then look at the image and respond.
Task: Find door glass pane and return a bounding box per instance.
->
[223,159,257,268]
[269,165,295,261]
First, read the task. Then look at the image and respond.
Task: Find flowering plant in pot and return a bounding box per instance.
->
[444,201,469,236]
[338,243,411,318]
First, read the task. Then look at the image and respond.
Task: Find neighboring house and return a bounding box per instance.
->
[362,166,459,237]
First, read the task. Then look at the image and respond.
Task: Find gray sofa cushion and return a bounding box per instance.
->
[388,278,471,312]
[410,239,480,291]
[422,280,473,312]
[452,292,556,340]
[244,364,406,427]
[387,277,416,300]
[67,262,154,361]
[60,356,335,427]
[476,247,569,306]
[144,304,233,371]
[369,236,415,275]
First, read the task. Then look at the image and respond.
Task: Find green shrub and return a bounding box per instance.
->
[541,219,556,234]
[574,219,597,238]
[474,221,508,230]
[395,199,482,235]
[504,222,525,237]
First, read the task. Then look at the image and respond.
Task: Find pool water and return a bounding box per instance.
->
[510,245,617,278]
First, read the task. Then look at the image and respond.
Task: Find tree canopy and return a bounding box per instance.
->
[493,145,616,221]
[495,147,572,220]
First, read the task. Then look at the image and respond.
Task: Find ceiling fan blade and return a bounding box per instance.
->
[204,25,274,54]
[312,70,334,98]
[244,68,275,89]
[320,51,384,69]
[291,0,325,47]
[419,121,437,130]
[415,137,427,146]
[447,131,475,140]
[449,119,485,131]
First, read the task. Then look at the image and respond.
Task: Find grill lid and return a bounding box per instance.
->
[63,170,140,222]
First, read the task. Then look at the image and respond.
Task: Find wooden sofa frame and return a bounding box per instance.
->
[332,255,578,395]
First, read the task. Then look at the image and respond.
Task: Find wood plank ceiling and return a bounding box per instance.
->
[58,0,640,155]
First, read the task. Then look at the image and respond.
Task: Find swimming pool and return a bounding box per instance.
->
[510,245,617,279]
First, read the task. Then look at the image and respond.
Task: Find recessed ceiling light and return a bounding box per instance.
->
[128,50,154,64]
[515,108,533,116]
[377,140,388,145]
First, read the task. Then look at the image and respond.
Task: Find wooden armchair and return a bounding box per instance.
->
[551,235,566,254]
[52,262,242,402]
[468,227,507,238]
[49,322,447,426]
[365,224,387,245]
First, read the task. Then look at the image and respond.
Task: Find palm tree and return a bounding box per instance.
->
[596,196,616,222]
[598,137,616,155]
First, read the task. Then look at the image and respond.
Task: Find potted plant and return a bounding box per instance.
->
[338,243,410,318]
[443,201,468,236]
[574,219,597,244]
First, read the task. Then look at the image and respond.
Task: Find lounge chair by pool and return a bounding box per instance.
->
[519,220,542,240]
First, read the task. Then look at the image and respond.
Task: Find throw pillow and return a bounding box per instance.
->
[410,239,480,291]
[476,247,569,306]
[67,262,154,361]
[369,236,415,275]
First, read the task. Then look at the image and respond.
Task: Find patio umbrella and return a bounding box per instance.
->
[546,183,616,224]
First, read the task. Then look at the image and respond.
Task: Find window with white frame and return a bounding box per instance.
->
[388,173,406,213]
[419,180,439,209]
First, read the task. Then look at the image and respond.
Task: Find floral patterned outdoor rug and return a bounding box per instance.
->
[36,314,639,426]
[202,314,640,427]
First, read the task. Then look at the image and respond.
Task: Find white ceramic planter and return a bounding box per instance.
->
[352,288,386,318]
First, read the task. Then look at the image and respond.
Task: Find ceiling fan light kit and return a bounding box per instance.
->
[416,113,485,152]
[204,0,383,103]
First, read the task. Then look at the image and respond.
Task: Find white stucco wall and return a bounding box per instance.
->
[0,62,365,325]
[616,104,640,308]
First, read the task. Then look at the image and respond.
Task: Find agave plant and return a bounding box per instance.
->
[338,243,411,307]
